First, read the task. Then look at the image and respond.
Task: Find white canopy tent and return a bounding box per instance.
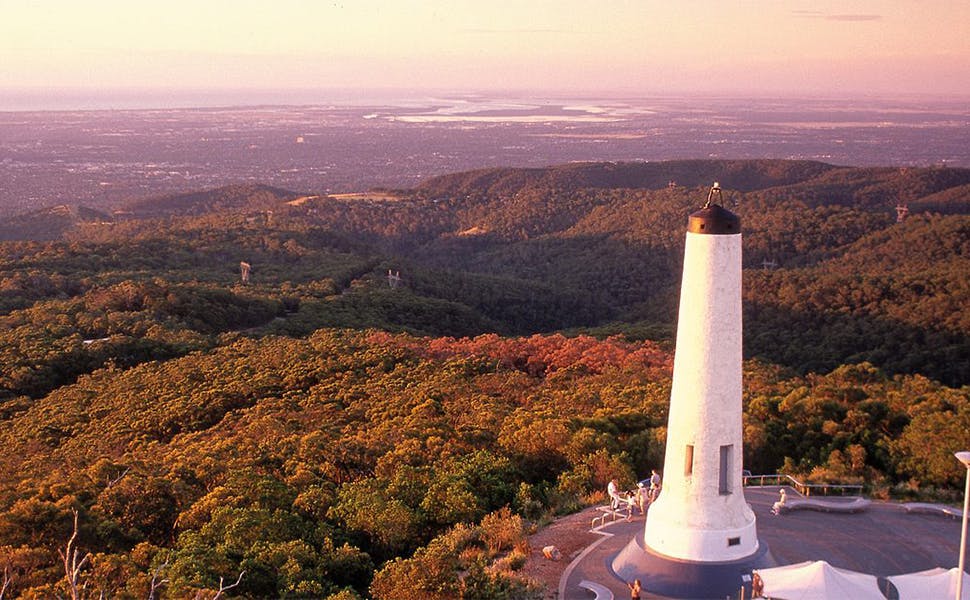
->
[887,567,970,600]
[754,560,884,600]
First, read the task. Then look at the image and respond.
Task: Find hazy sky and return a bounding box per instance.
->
[2,0,969,97]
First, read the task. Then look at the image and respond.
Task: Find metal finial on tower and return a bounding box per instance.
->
[689,183,739,235]
[704,182,722,208]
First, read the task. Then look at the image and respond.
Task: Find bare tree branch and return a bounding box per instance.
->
[147,561,169,600]
[1,564,11,600]
[58,509,90,600]
[210,570,245,600]
[105,466,131,489]
[188,570,245,600]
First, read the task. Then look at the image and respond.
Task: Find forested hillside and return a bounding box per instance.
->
[1,160,968,598]
[0,331,965,598]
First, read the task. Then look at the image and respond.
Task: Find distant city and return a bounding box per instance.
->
[1,94,967,217]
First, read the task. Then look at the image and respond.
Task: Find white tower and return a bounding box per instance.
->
[612,184,770,599]
[644,183,757,561]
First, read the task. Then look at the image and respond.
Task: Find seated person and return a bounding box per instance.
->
[771,489,787,515]
[607,479,635,514]
[608,479,621,508]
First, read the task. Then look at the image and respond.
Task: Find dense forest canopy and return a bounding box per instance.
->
[0,159,968,598]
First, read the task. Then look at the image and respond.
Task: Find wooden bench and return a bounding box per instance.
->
[579,579,614,600]
[780,496,871,514]
[902,502,964,519]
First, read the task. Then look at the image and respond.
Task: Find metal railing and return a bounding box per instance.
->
[590,504,633,529]
[742,473,864,497]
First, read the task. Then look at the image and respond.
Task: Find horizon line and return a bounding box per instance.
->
[3,86,969,113]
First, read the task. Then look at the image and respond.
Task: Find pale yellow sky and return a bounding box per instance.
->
[1,0,968,96]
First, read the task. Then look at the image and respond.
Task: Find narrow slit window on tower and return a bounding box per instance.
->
[685,444,694,477]
[719,444,732,494]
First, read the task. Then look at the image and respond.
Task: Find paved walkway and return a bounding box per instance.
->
[560,487,966,600]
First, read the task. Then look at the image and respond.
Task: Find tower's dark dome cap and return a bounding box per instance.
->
[687,204,740,235]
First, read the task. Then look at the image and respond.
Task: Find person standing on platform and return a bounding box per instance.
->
[648,469,662,502]
[635,482,649,514]
[627,578,642,599]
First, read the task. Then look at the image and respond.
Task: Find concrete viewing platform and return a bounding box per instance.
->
[559,487,967,600]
